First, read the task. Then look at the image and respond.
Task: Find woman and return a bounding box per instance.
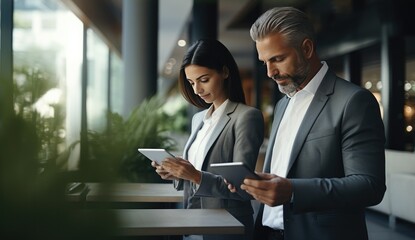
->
[152,39,264,240]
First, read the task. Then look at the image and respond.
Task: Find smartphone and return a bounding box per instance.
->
[138,148,176,164]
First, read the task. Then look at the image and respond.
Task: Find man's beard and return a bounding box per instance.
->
[273,58,309,96]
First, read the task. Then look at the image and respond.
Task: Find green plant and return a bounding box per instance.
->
[13,66,65,165]
[0,111,116,239]
[84,96,177,182]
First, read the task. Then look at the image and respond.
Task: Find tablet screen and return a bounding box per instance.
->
[138,148,176,164]
[210,162,259,199]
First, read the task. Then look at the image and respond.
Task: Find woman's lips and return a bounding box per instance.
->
[200,94,210,99]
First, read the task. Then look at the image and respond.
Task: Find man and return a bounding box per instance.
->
[238,7,386,240]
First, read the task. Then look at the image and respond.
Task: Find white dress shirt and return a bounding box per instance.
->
[262,62,328,230]
[188,99,229,171]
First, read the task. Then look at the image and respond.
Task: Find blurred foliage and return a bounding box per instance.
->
[0,109,116,240]
[1,67,118,239]
[160,95,189,134]
[11,66,185,182]
[13,66,65,165]
[161,103,188,134]
[81,95,178,182]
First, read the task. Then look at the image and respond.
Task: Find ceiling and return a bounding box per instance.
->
[61,0,411,83]
[60,0,262,73]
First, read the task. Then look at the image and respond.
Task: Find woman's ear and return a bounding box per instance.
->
[222,66,229,79]
[302,38,314,59]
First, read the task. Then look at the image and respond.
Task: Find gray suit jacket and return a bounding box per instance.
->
[175,101,264,240]
[255,70,386,240]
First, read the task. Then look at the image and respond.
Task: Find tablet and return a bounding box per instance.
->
[138,148,176,164]
[210,162,259,199]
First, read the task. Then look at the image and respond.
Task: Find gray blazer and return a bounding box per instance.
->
[255,70,386,240]
[175,101,264,240]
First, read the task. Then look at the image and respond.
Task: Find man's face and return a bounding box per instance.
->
[256,32,309,96]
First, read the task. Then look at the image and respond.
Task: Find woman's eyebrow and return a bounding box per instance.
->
[196,74,209,81]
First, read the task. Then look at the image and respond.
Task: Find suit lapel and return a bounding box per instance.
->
[183,110,205,159]
[201,101,237,161]
[286,70,336,173]
[183,102,237,162]
[263,96,290,173]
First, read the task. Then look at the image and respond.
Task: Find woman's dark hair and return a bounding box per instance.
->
[178,39,246,109]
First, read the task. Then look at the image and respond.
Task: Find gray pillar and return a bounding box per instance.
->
[253,52,264,109]
[189,0,218,43]
[80,25,89,170]
[343,51,361,85]
[122,0,158,117]
[186,0,218,130]
[0,0,14,123]
[380,24,406,150]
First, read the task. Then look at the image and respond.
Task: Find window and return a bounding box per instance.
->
[13,0,83,167]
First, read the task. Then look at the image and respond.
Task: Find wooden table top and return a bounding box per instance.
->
[113,208,245,236]
[85,182,183,203]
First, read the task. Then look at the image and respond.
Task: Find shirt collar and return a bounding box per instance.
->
[287,61,328,98]
[204,99,229,122]
[303,61,328,95]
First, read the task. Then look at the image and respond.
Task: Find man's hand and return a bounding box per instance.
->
[240,172,292,207]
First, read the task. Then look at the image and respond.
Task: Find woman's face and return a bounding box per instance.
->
[184,64,228,109]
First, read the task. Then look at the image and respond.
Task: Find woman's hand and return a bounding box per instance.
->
[161,157,202,185]
[151,160,178,181]
[224,179,238,193]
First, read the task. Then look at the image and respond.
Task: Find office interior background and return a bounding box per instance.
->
[2,0,414,160]
[1,0,415,238]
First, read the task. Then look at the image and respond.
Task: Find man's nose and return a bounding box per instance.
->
[267,63,278,79]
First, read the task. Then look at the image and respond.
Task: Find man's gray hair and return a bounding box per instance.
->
[250,7,315,48]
